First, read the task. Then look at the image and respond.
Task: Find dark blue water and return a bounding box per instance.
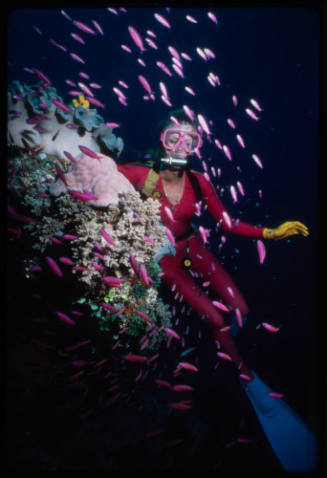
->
[7,7,322,472]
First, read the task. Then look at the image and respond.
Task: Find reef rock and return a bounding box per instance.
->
[49,152,135,207]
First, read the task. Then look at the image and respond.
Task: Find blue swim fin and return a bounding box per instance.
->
[240,370,317,471]
[229,314,247,337]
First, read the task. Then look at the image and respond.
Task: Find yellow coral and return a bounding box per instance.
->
[72,94,90,109]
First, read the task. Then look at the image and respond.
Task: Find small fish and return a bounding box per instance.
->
[178,362,199,372]
[217,351,232,361]
[199,225,209,244]
[236,134,246,148]
[70,52,86,64]
[252,154,263,169]
[185,86,196,96]
[53,99,72,113]
[258,189,263,199]
[197,114,211,135]
[245,108,259,121]
[32,25,42,35]
[223,145,232,161]
[69,190,98,202]
[59,257,74,266]
[183,104,195,121]
[92,19,104,35]
[89,82,102,89]
[129,254,139,276]
[107,7,118,14]
[235,308,243,328]
[65,79,76,87]
[212,300,229,312]
[63,151,76,163]
[186,14,197,23]
[87,96,105,108]
[236,181,245,196]
[261,322,280,333]
[172,64,184,78]
[167,401,192,410]
[154,13,171,29]
[227,118,236,129]
[156,61,172,77]
[117,80,128,89]
[268,392,284,398]
[139,264,150,286]
[121,44,132,53]
[61,10,72,21]
[250,98,263,112]
[208,11,218,24]
[172,384,194,391]
[204,48,216,59]
[155,379,172,388]
[55,311,76,325]
[257,239,266,264]
[45,256,63,277]
[164,206,175,223]
[145,37,158,49]
[78,145,100,159]
[143,236,154,244]
[137,58,147,67]
[50,236,63,245]
[196,47,207,61]
[128,25,146,53]
[49,38,67,52]
[102,276,124,286]
[147,29,156,38]
[180,346,197,357]
[73,20,95,35]
[123,353,147,362]
[164,328,180,340]
[222,211,232,229]
[161,95,172,107]
[138,75,153,96]
[34,69,51,84]
[77,82,94,97]
[101,302,117,313]
[165,227,175,246]
[214,138,222,150]
[230,185,238,203]
[100,229,115,246]
[232,95,238,106]
[52,129,61,142]
[63,234,77,240]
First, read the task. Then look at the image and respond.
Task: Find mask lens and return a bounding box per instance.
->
[163,129,200,153]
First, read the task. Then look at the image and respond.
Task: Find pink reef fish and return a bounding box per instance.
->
[222,211,232,229]
[52,99,72,113]
[45,256,63,277]
[235,308,243,328]
[186,15,197,23]
[78,145,100,159]
[197,114,211,135]
[87,97,105,108]
[261,322,280,333]
[55,311,76,325]
[164,206,175,223]
[227,118,236,129]
[123,353,147,363]
[73,20,95,35]
[78,82,93,97]
[212,300,229,312]
[49,38,67,52]
[256,239,266,264]
[71,32,85,45]
[128,25,146,53]
[145,37,158,50]
[139,264,151,286]
[90,82,102,89]
[250,98,263,111]
[230,185,238,203]
[268,392,284,399]
[92,19,104,35]
[236,134,246,148]
[63,150,77,163]
[236,181,245,196]
[217,352,233,361]
[138,75,154,97]
[154,13,171,29]
[172,384,194,391]
[100,229,115,246]
[164,328,181,340]
[252,154,263,169]
[232,95,238,106]
[156,61,172,77]
[177,362,199,372]
[129,254,139,276]
[185,86,196,96]
[70,52,85,64]
[223,145,232,161]
[208,11,218,24]
[69,190,98,202]
[134,309,152,323]
[245,108,259,121]
[59,257,74,266]
[165,227,175,247]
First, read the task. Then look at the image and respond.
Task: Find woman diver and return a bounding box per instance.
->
[117,109,316,471]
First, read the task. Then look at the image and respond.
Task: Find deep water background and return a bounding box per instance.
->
[6,6,323,472]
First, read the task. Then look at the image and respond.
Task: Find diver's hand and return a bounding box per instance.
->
[154,241,176,262]
[263,221,309,240]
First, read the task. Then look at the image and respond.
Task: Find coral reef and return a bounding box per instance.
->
[7,81,124,160]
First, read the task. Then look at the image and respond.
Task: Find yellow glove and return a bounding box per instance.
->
[263,221,309,240]
[72,95,90,109]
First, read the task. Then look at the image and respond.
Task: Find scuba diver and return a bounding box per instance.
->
[117,109,316,471]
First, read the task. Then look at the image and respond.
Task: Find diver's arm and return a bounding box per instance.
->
[196,173,309,240]
[195,172,265,238]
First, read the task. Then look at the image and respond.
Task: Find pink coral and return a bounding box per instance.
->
[49,152,135,207]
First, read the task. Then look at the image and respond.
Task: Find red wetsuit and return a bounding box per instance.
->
[118,164,265,365]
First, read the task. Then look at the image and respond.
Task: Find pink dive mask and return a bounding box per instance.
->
[160,128,203,154]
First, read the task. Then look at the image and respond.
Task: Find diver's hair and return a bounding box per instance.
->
[157,108,198,136]
[157,108,198,154]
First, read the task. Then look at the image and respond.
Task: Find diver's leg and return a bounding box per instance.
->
[160,260,253,379]
[189,235,249,316]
